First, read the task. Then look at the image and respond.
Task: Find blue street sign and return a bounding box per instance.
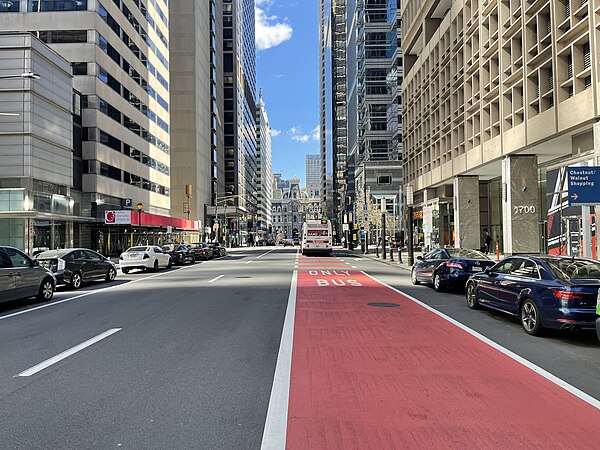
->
[567,166,600,206]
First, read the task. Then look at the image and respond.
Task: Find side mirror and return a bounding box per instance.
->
[484,267,493,275]
[416,256,423,261]
[31,259,40,267]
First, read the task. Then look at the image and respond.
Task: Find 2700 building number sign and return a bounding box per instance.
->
[514,206,536,214]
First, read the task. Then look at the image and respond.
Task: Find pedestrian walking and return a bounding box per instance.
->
[484,230,492,254]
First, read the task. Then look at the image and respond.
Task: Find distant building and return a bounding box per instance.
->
[256,90,273,232]
[271,176,320,239]
[305,154,321,199]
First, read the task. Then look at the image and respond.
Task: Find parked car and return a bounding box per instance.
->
[209,243,227,257]
[465,256,600,336]
[0,246,55,302]
[162,244,195,265]
[191,243,214,259]
[596,296,600,341]
[281,239,294,247]
[36,248,117,289]
[411,248,495,291]
[119,246,172,273]
[187,244,209,261]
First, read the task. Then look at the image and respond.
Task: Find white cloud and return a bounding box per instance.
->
[255,2,293,51]
[311,125,320,141]
[270,128,281,137]
[289,126,319,143]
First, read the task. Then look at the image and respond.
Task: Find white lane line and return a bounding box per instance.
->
[0,264,200,322]
[351,266,357,269]
[362,272,600,409]
[261,270,298,450]
[17,328,121,377]
[256,248,278,259]
[208,275,224,283]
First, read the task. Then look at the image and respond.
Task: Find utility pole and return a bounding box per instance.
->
[381,198,386,260]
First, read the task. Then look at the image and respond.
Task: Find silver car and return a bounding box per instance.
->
[0,246,56,303]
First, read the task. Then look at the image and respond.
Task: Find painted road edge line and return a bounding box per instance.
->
[362,271,600,410]
[208,275,225,283]
[17,328,122,377]
[261,270,298,450]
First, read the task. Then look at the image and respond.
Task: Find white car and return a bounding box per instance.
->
[119,246,172,273]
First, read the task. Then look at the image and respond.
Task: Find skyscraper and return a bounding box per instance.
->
[348,0,402,236]
[170,0,223,229]
[256,90,273,232]
[0,0,177,252]
[222,0,258,243]
[306,154,321,199]
[319,0,333,214]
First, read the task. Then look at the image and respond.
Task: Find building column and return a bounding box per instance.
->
[502,155,540,255]
[593,122,600,259]
[453,176,480,250]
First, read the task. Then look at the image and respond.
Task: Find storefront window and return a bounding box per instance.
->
[0,189,25,211]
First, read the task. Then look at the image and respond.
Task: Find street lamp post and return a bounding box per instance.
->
[381,198,386,260]
[0,72,41,80]
[406,185,415,266]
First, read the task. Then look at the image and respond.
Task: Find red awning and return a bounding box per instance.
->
[129,211,200,231]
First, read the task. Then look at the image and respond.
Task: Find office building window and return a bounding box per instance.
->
[0,1,19,11]
[37,30,88,43]
[28,1,87,11]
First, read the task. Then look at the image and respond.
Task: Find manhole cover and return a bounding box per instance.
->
[368,302,400,308]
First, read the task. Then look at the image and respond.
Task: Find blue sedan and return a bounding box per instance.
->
[411,248,495,291]
[465,256,600,336]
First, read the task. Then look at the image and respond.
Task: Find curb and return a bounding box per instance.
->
[348,249,413,271]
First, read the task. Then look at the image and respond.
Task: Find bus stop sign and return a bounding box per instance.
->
[567,166,600,206]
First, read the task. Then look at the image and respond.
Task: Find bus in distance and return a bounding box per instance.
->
[301,219,333,256]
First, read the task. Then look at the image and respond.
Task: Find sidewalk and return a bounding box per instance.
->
[349,246,504,271]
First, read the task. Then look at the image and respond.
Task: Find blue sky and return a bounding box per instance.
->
[255,0,319,186]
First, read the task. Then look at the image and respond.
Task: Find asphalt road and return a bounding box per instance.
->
[0,246,598,449]
[0,247,294,450]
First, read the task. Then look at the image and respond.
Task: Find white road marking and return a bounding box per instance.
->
[351,266,357,269]
[256,248,278,259]
[17,328,122,377]
[208,275,224,283]
[0,264,200,322]
[362,272,600,409]
[261,270,298,450]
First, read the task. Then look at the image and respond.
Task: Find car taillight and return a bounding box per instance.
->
[446,261,464,269]
[552,289,589,301]
[143,253,150,259]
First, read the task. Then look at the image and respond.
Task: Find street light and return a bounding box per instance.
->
[0,72,41,80]
[406,184,415,266]
[0,72,41,116]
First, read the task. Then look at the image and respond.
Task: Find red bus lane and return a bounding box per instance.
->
[286,258,600,449]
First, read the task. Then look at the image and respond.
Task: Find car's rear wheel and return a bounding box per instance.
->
[37,278,54,301]
[433,273,443,292]
[153,260,159,272]
[521,299,544,336]
[122,268,130,274]
[105,267,117,282]
[466,283,480,309]
[411,268,420,285]
[70,272,82,290]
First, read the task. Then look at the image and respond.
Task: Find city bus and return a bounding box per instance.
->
[301,219,333,256]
